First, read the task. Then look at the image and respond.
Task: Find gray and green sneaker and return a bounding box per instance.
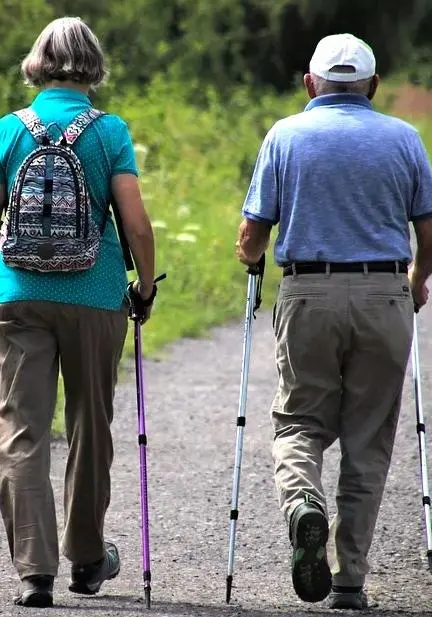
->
[289,502,331,603]
[328,587,368,610]
[69,541,120,595]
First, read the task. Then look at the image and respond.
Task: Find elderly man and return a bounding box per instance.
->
[236,33,432,610]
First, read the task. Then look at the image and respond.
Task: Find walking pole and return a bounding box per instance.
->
[134,318,152,608]
[226,254,265,604]
[128,274,166,609]
[412,309,432,571]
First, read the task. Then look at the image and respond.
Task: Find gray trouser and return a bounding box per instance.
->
[0,301,128,578]
[271,272,413,587]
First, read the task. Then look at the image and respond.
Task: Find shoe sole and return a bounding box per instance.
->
[329,594,367,610]
[68,564,120,595]
[14,591,53,608]
[292,510,332,603]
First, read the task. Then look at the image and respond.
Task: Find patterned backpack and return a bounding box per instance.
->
[0,107,107,272]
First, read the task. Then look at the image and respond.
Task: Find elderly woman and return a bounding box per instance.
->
[0,17,155,607]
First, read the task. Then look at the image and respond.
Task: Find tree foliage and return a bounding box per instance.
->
[0,0,430,113]
[47,0,432,92]
[0,0,53,114]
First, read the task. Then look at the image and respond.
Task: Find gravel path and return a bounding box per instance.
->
[1,301,432,616]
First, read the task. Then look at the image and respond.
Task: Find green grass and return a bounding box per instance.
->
[52,384,65,436]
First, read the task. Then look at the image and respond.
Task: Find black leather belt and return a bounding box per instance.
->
[282,261,408,276]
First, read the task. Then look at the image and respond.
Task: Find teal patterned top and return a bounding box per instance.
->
[0,88,138,311]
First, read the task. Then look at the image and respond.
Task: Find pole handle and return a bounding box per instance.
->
[246,254,265,316]
[128,273,167,323]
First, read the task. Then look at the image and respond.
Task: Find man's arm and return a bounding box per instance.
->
[410,218,432,308]
[236,218,271,265]
[237,126,278,265]
[408,132,432,309]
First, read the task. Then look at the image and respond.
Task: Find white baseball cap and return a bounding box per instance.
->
[309,33,376,82]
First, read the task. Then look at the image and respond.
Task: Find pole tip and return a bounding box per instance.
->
[226,575,233,604]
[144,586,151,609]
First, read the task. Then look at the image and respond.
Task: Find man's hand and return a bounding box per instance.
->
[236,219,252,264]
[236,238,256,266]
[409,266,429,310]
[236,218,271,265]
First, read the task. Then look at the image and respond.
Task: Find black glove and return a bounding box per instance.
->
[128,274,167,323]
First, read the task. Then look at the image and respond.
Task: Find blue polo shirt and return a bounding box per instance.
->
[242,93,432,264]
[0,88,138,310]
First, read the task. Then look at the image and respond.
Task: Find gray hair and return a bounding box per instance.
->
[311,69,372,97]
[22,17,108,89]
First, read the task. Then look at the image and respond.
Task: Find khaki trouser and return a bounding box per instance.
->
[271,272,413,587]
[0,301,128,578]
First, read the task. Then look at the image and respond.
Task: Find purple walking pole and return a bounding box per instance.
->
[128,273,166,608]
[134,320,152,608]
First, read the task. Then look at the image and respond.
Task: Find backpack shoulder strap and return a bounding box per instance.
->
[100,198,134,272]
[60,108,134,271]
[13,108,47,144]
[61,108,105,146]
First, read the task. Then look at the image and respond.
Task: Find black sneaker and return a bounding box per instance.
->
[328,587,369,609]
[69,541,120,595]
[13,575,54,607]
[290,502,332,603]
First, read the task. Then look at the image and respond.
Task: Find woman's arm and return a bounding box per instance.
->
[111,173,155,301]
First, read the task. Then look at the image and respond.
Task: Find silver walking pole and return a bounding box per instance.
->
[412,311,432,570]
[226,255,265,603]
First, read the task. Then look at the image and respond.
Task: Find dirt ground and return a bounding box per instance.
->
[1,299,432,616]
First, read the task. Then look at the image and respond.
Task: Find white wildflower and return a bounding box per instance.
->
[176,233,197,243]
[183,223,201,232]
[177,204,190,217]
[152,220,167,229]
[134,143,148,155]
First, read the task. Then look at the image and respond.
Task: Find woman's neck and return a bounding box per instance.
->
[43,80,90,94]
